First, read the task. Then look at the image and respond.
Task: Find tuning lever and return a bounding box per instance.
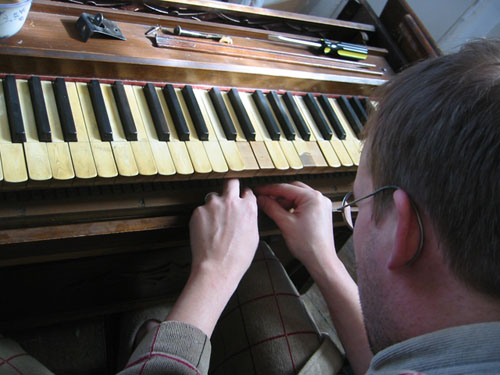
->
[173,26,223,41]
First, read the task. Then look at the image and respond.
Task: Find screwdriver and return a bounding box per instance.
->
[269,34,368,61]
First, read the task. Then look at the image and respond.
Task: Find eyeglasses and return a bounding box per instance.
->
[335,185,424,265]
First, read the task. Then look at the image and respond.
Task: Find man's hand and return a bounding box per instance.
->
[255,182,336,273]
[257,182,372,374]
[166,179,259,337]
[189,178,259,284]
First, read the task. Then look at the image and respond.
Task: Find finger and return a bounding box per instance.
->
[254,183,306,202]
[223,178,240,198]
[291,181,313,189]
[241,186,256,200]
[276,197,295,211]
[260,195,294,210]
[204,192,219,203]
[258,195,294,226]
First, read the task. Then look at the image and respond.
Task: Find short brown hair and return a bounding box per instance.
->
[363,39,500,298]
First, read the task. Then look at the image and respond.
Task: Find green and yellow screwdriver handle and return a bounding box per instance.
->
[268,34,368,61]
[319,39,368,60]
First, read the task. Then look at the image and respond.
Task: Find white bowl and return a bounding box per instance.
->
[0,0,32,39]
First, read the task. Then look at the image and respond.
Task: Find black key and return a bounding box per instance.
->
[163,84,190,141]
[267,91,295,141]
[252,90,280,141]
[318,94,346,140]
[28,76,52,142]
[303,93,333,140]
[227,88,256,141]
[282,92,310,141]
[88,80,113,142]
[338,96,363,137]
[209,87,237,141]
[350,96,368,125]
[2,75,26,143]
[112,81,137,141]
[143,83,170,141]
[53,78,78,142]
[182,85,209,141]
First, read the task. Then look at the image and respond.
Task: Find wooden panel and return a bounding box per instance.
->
[148,0,376,34]
[0,1,390,95]
[379,0,441,60]
[0,243,191,330]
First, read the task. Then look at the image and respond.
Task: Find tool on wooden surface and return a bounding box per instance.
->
[172,25,233,44]
[268,34,368,61]
[75,13,126,42]
[145,25,232,44]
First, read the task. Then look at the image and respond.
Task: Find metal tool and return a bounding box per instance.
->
[75,13,126,42]
[171,25,233,44]
[173,25,223,40]
[269,34,368,61]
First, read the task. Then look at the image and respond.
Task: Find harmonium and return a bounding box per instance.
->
[0,0,439,329]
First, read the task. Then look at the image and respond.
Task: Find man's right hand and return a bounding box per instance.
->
[255,182,337,273]
[257,182,373,375]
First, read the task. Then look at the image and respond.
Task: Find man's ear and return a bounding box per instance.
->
[387,190,421,269]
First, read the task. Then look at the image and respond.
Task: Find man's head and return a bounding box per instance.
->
[354,38,500,352]
[363,38,500,297]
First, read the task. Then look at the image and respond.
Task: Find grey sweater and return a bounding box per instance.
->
[120,321,500,375]
[368,322,500,375]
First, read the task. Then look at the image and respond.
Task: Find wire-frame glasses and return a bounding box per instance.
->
[335,185,424,265]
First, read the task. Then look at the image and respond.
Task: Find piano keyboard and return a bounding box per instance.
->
[0,75,368,185]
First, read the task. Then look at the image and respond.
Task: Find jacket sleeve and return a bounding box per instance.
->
[118,321,211,375]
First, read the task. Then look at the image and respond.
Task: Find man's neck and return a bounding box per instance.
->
[392,259,500,342]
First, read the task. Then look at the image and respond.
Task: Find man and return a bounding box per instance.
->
[120,38,500,374]
[258,38,500,373]
[2,39,499,375]
[263,38,500,373]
